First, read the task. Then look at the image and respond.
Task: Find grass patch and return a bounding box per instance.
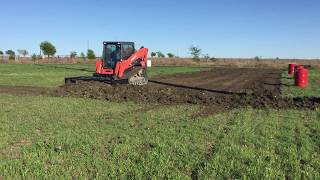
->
[0,64,93,87]
[0,64,208,87]
[281,68,320,97]
[198,109,320,179]
[0,95,319,179]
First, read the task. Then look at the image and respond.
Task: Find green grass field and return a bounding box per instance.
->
[0,64,208,87]
[281,68,320,97]
[0,64,319,179]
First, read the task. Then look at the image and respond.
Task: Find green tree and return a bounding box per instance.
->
[156,51,165,58]
[40,41,56,58]
[5,50,15,56]
[189,45,202,61]
[80,52,86,60]
[87,49,96,59]
[6,50,15,60]
[70,51,77,59]
[254,56,261,61]
[167,53,175,58]
[31,54,37,61]
[0,51,3,55]
[151,52,156,58]
[17,49,28,57]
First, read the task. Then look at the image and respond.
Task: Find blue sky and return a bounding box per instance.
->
[0,0,319,58]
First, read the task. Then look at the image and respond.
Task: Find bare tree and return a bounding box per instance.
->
[189,45,202,61]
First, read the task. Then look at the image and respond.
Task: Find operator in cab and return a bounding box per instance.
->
[110,45,121,68]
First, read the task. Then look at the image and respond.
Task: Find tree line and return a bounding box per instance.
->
[150,45,211,61]
[150,52,176,58]
[1,43,212,61]
[0,41,96,60]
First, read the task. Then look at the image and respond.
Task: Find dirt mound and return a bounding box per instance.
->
[57,81,320,112]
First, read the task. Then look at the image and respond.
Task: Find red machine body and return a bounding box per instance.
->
[65,41,149,86]
[96,60,112,75]
[96,48,148,79]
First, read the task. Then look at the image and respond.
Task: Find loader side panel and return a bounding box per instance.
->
[95,59,114,75]
[96,59,103,74]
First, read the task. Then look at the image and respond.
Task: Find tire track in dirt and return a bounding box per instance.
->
[0,85,52,96]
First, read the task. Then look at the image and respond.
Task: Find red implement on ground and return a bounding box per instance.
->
[65,41,149,85]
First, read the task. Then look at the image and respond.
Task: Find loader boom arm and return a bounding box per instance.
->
[114,48,148,79]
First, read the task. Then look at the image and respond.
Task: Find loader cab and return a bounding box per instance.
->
[103,42,135,69]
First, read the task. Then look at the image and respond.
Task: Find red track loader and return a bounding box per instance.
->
[65,41,149,85]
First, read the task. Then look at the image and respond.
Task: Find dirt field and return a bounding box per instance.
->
[151,68,280,95]
[2,67,318,114]
[58,67,319,113]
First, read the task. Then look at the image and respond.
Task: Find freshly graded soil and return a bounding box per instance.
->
[1,67,319,113]
[57,68,320,112]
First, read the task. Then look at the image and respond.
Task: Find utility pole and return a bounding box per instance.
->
[86,40,90,61]
[87,40,89,52]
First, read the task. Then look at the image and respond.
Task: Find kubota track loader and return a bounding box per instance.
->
[65,41,149,85]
